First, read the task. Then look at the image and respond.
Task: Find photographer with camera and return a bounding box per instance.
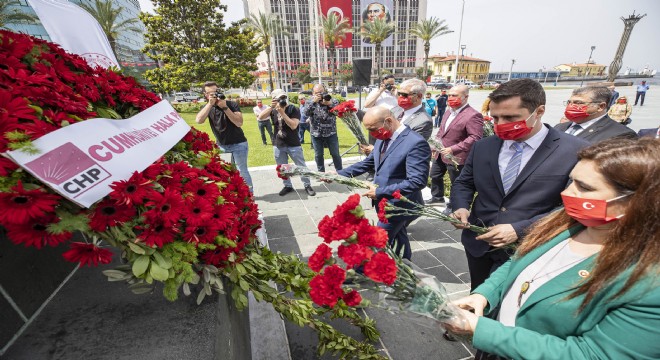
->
[196,81,253,191]
[364,74,397,109]
[304,84,343,172]
[258,89,316,197]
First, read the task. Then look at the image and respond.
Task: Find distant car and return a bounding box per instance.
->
[455,81,477,88]
[174,92,201,102]
[346,86,357,93]
[433,82,453,90]
[481,81,499,89]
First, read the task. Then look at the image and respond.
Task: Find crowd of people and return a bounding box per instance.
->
[196,77,658,358]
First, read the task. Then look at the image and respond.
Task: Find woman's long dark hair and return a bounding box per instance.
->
[516,137,660,311]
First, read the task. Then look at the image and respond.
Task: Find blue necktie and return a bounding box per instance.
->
[502,142,524,194]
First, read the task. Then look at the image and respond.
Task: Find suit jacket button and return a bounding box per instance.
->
[500,207,507,212]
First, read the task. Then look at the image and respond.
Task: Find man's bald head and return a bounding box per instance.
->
[363,106,399,132]
[447,85,469,109]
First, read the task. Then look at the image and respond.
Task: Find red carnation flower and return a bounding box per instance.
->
[342,289,362,307]
[4,214,72,249]
[275,164,289,180]
[323,264,347,285]
[109,171,156,206]
[377,198,389,224]
[337,243,374,268]
[62,242,113,267]
[356,220,388,248]
[309,265,346,308]
[332,194,364,225]
[0,181,61,225]
[484,115,493,122]
[392,190,402,199]
[89,199,137,232]
[317,215,357,243]
[364,252,398,285]
[308,243,332,272]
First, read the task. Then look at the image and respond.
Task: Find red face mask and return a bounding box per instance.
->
[493,110,538,140]
[617,99,626,104]
[397,96,413,109]
[561,193,630,227]
[300,99,306,105]
[447,97,462,108]
[564,103,591,121]
[370,121,393,140]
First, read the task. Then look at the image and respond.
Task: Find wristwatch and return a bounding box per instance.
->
[220,106,229,111]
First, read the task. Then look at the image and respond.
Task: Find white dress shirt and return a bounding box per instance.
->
[443,103,469,131]
[565,114,606,136]
[367,89,398,110]
[498,125,549,178]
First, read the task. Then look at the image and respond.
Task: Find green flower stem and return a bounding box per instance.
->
[427,138,460,168]
[385,197,488,235]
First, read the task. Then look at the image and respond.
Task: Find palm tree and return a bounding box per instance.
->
[0,0,38,29]
[319,12,351,86]
[78,0,141,59]
[409,17,453,80]
[360,18,395,81]
[246,11,290,92]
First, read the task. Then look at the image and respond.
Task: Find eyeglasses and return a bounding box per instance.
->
[563,100,596,106]
[398,92,416,98]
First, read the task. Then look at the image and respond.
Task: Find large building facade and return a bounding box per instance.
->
[7,0,152,65]
[427,54,491,83]
[244,0,427,90]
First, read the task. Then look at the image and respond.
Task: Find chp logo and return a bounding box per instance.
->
[24,142,111,198]
[80,52,118,68]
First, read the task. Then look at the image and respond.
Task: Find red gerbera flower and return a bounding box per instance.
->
[143,188,185,226]
[4,214,72,249]
[183,223,221,244]
[89,199,137,232]
[183,178,220,200]
[62,242,113,267]
[0,157,19,177]
[0,181,61,225]
[109,171,156,206]
[364,252,398,285]
[138,221,179,247]
[308,243,332,272]
[183,196,215,227]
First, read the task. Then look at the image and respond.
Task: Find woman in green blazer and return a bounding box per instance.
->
[443,137,660,359]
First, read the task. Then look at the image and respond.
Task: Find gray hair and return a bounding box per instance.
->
[573,86,611,105]
[400,78,427,96]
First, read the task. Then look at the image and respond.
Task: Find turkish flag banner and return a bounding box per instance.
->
[319,0,353,48]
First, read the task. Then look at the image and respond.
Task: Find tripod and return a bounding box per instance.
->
[341,142,362,157]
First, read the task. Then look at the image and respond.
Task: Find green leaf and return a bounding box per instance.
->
[149,262,170,281]
[132,255,150,277]
[152,251,173,269]
[127,242,146,255]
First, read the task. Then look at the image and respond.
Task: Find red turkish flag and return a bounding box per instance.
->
[319,0,352,48]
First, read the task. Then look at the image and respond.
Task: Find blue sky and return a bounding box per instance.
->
[138,0,659,73]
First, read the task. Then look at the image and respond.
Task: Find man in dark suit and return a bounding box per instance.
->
[554,86,637,143]
[339,106,431,260]
[435,90,449,128]
[638,126,659,138]
[450,79,588,291]
[427,85,484,209]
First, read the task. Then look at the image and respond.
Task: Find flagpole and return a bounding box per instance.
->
[315,0,322,83]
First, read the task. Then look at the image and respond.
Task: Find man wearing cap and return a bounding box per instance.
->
[634,80,650,106]
[253,99,273,145]
[196,81,253,191]
[258,89,316,196]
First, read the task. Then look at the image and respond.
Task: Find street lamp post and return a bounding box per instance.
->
[507,59,515,82]
[452,0,465,83]
[459,44,466,82]
[580,45,596,87]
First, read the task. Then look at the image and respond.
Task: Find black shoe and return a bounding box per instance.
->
[425,198,445,205]
[443,330,457,342]
[365,173,374,181]
[304,185,316,196]
[279,186,294,196]
[442,207,453,216]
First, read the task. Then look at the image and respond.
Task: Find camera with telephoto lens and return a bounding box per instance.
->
[278,96,288,107]
[385,84,394,91]
[214,90,226,100]
[321,93,332,102]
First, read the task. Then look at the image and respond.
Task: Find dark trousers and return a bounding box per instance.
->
[298,122,310,143]
[465,248,511,292]
[311,134,343,172]
[378,219,414,260]
[635,91,646,106]
[434,107,446,127]
[430,158,463,201]
[257,120,274,145]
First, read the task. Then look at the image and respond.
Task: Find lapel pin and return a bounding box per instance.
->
[578,270,590,278]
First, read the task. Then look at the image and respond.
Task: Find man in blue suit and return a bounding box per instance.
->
[450,79,588,291]
[338,106,431,260]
